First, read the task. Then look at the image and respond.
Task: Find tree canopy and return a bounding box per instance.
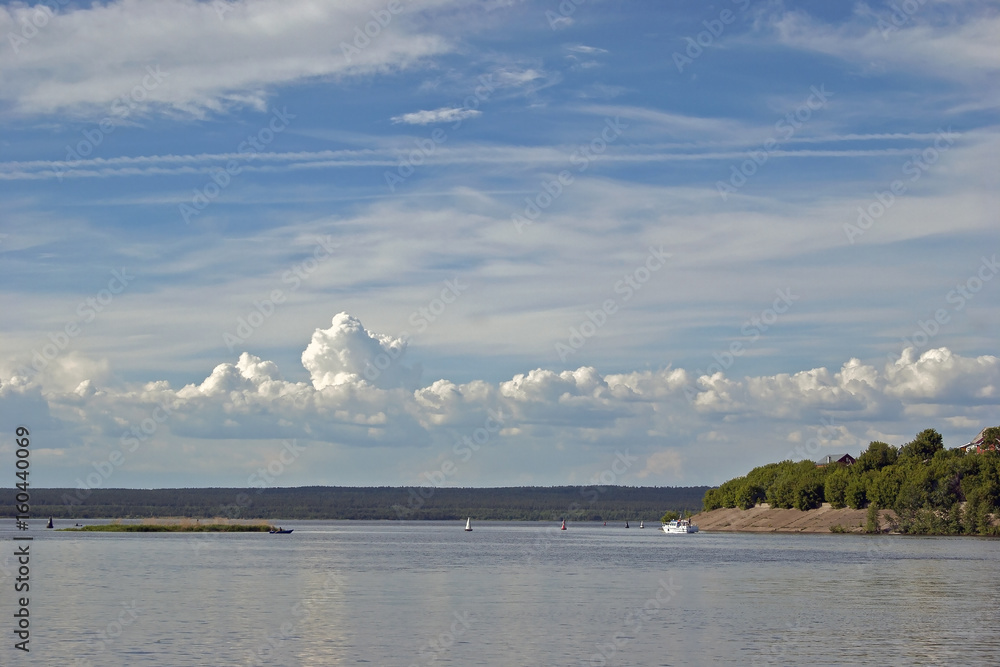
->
[703,428,1000,535]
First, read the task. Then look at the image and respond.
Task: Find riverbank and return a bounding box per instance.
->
[690,503,897,533]
[58,518,276,532]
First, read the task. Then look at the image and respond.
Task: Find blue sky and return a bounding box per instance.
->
[1,0,997,490]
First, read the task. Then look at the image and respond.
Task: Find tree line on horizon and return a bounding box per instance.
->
[703,428,1000,535]
[2,485,710,522]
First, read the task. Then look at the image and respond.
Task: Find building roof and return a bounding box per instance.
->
[816,453,856,466]
[960,425,999,453]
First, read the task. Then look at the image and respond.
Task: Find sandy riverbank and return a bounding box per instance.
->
[689,503,897,533]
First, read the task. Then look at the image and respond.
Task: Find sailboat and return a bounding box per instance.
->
[640,521,644,529]
[625,520,629,528]
[46,517,54,529]
[465,517,473,532]
[561,519,567,530]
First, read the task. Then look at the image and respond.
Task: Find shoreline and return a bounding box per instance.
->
[690,503,897,534]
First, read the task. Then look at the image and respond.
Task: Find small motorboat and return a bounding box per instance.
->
[269,527,293,534]
[661,519,699,534]
[465,517,473,532]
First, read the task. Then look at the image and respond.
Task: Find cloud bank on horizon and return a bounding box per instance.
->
[0,0,997,488]
[2,312,997,489]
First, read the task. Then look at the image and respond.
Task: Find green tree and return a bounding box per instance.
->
[865,502,881,533]
[845,476,867,509]
[702,489,724,511]
[899,428,944,460]
[980,426,1000,451]
[856,441,898,472]
[868,467,903,509]
[824,466,850,508]
[766,474,796,509]
[792,467,827,510]
[734,482,765,510]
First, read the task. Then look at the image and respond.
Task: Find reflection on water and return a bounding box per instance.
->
[2,522,998,666]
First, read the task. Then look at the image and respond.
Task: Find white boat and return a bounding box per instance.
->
[465,517,473,532]
[661,519,699,534]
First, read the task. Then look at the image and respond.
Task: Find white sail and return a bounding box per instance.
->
[465,517,472,531]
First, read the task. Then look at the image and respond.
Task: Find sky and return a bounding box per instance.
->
[0,0,997,491]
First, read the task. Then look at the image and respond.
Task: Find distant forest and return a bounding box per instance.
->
[3,485,710,521]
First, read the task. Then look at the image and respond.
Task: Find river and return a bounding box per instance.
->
[2,520,997,666]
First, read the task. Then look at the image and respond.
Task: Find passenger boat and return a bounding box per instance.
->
[661,519,699,534]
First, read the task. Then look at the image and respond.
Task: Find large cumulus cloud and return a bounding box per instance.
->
[1,313,997,486]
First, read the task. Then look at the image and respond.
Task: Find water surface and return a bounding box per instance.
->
[2,521,997,666]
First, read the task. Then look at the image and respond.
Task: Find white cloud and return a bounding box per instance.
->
[2,303,997,487]
[300,312,420,390]
[566,45,608,55]
[769,8,1000,84]
[391,107,482,125]
[637,449,683,479]
[0,0,460,118]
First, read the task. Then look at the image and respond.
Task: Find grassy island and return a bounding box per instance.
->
[702,428,1000,535]
[59,518,277,532]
